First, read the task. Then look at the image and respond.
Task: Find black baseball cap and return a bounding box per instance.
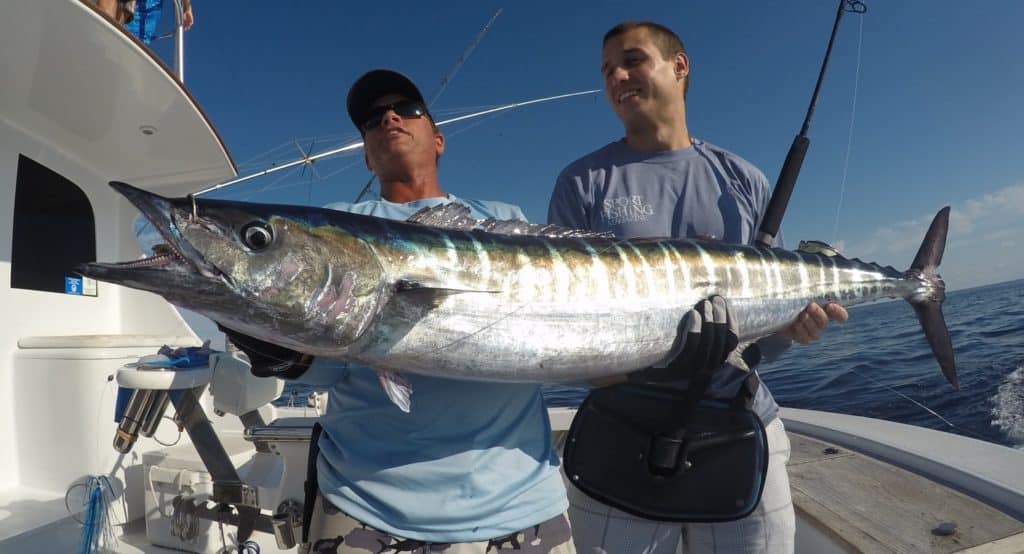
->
[346,69,428,131]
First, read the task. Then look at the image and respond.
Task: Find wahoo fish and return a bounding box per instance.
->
[80,182,957,409]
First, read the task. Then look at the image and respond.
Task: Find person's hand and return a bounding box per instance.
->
[635,295,739,382]
[217,324,313,379]
[182,6,193,30]
[781,303,848,344]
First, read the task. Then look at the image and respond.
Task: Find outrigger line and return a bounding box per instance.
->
[192,88,600,198]
[429,8,504,110]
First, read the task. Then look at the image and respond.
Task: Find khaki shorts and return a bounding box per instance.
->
[305,494,575,553]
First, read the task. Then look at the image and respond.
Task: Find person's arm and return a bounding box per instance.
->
[181,0,193,29]
[218,325,312,379]
[580,296,740,388]
[755,236,848,358]
[633,296,738,383]
[219,325,357,387]
[781,303,848,344]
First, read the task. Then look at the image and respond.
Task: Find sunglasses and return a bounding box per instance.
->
[361,100,429,132]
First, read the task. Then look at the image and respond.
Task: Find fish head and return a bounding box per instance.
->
[78,182,388,353]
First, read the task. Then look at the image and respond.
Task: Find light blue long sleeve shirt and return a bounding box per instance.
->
[298,194,568,542]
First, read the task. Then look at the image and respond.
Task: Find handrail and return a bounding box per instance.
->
[171,0,186,82]
[149,0,188,82]
[194,88,601,196]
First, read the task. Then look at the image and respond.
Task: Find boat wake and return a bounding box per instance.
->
[991,364,1024,449]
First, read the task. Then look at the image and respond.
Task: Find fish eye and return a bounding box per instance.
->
[241,222,274,251]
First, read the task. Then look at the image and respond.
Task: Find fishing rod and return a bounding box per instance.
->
[754,0,867,248]
[353,7,505,203]
[193,88,600,197]
[757,2,968,437]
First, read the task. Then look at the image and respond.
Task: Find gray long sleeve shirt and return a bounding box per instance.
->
[548,138,787,423]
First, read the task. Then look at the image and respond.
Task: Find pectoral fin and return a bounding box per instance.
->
[406,203,612,238]
[376,370,413,413]
[394,279,500,309]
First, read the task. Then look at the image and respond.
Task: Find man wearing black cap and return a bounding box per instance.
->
[235,69,575,553]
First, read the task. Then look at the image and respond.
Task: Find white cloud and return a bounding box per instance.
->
[844,183,1024,290]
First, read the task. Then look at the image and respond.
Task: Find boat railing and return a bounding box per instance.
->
[170,0,187,81]
[89,0,191,83]
[155,0,189,82]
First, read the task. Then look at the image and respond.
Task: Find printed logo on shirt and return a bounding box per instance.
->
[601,195,654,226]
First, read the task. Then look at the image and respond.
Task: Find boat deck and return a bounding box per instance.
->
[550,409,1024,554]
[789,433,1024,553]
[2,426,1023,552]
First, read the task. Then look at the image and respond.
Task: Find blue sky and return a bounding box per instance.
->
[145,1,1024,290]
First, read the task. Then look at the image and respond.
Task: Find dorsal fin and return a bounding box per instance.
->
[405,203,612,239]
[797,239,843,257]
[406,203,479,229]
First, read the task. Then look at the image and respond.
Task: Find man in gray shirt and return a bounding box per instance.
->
[549,21,847,553]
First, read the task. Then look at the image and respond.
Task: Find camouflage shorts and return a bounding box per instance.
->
[304,494,575,553]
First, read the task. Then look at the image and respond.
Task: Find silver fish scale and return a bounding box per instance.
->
[346,230,914,382]
[80,186,956,390]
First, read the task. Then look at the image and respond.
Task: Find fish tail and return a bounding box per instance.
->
[905,206,958,389]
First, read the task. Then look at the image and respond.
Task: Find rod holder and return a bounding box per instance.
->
[113,388,158,453]
[139,390,171,438]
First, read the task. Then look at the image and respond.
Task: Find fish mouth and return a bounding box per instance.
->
[77,181,227,285]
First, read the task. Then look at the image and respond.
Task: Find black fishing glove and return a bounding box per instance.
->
[632,295,740,383]
[217,324,313,379]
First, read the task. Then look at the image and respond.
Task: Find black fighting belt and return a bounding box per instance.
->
[562,375,768,522]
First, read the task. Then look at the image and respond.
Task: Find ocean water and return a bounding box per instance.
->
[544,279,1024,449]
